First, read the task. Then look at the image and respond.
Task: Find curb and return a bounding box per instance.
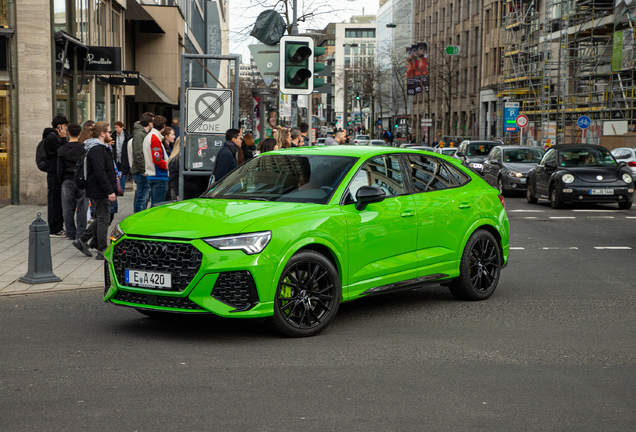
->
[0,284,103,297]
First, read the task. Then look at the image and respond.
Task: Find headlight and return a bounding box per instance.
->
[204,231,271,255]
[623,173,633,184]
[508,171,523,178]
[470,163,483,169]
[562,174,575,184]
[110,224,124,242]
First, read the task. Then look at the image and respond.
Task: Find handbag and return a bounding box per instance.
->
[116,178,124,196]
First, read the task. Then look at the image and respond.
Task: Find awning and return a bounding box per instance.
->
[54,30,89,89]
[136,75,175,105]
[126,0,165,34]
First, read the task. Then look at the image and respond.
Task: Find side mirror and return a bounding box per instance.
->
[491,160,500,165]
[456,152,464,157]
[545,161,556,169]
[618,161,627,168]
[355,186,386,211]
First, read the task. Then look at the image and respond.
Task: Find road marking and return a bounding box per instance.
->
[510,247,525,250]
[626,217,636,219]
[572,209,621,212]
[521,217,538,219]
[549,217,576,219]
[588,216,614,219]
[541,247,578,250]
[510,210,545,212]
[594,247,632,250]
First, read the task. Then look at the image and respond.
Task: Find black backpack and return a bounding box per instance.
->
[74,149,90,189]
[35,138,52,172]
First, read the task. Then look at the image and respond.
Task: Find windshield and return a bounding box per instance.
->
[467,143,496,156]
[503,148,544,163]
[203,154,357,204]
[558,147,617,167]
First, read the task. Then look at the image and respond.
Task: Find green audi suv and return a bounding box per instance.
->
[104,146,509,337]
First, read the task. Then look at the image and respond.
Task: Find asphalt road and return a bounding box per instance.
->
[1,196,635,432]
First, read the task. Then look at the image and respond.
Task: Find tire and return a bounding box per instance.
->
[498,177,508,197]
[272,250,341,337]
[550,185,564,209]
[619,201,633,210]
[449,230,501,301]
[526,181,538,204]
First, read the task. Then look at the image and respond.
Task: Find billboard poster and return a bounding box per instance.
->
[252,96,260,146]
[406,45,417,96]
[416,42,429,92]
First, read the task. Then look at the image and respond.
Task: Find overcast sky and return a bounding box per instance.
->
[228,0,379,63]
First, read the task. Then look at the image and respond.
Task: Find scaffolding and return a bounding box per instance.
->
[501,0,634,145]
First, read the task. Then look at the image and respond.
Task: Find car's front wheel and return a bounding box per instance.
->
[498,177,508,197]
[550,185,564,209]
[272,250,341,337]
[449,230,501,301]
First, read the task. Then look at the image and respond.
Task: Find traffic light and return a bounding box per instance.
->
[280,36,319,95]
[313,46,326,89]
[356,92,360,100]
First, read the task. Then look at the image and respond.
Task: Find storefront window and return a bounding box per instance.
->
[95,82,106,122]
[111,86,117,126]
[55,79,70,118]
[0,85,10,204]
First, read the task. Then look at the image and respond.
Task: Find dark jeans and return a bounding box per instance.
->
[46,173,64,234]
[61,179,87,240]
[116,161,126,191]
[133,173,150,213]
[149,179,169,207]
[81,198,110,252]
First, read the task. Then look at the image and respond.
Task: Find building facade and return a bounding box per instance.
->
[1,0,227,205]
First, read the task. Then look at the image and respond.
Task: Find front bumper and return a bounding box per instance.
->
[504,176,527,191]
[558,185,634,204]
[103,236,276,318]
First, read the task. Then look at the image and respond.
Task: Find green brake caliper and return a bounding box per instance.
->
[280,277,293,316]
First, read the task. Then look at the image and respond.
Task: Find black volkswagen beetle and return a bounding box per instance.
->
[526,144,634,209]
[455,140,500,176]
[482,146,545,196]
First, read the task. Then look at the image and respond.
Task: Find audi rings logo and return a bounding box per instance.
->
[141,243,167,258]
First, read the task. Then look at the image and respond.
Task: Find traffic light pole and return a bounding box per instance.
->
[290,0,299,127]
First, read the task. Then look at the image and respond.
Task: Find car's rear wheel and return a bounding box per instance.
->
[550,185,564,209]
[526,181,538,203]
[272,250,341,337]
[619,201,633,210]
[449,230,501,301]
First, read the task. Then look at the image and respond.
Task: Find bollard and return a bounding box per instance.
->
[19,213,61,284]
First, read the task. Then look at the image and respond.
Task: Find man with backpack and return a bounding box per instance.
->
[38,115,68,237]
[72,122,117,260]
[56,123,87,241]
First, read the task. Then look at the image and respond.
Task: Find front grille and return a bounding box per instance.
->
[212,271,259,312]
[114,291,204,310]
[112,239,203,292]
[104,261,111,295]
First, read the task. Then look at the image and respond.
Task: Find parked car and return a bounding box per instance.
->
[526,144,634,209]
[455,140,500,176]
[369,140,389,146]
[482,146,545,196]
[104,147,510,337]
[400,143,421,148]
[435,147,458,157]
[353,135,371,145]
[610,147,636,176]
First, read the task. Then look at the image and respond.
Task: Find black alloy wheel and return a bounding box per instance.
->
[272,250,341,337]
[526,181,538,203]
[449,230,501,301]
[550,185,564,209]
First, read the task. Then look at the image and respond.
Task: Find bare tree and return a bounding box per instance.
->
[375,45,411,137]
[427,45,462,136]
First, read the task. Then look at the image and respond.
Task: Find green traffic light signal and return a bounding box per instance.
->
[394,124,398,128]
[280,36,321,95]
[356,92,360,100]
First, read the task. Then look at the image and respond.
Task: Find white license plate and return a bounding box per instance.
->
[125,269,171,288]
[589,189,613,195]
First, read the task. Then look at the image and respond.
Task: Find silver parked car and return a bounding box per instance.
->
[611,147,636,176]
[353,135,370,145]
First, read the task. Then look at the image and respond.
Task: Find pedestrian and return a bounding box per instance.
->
[56,122,87,241]
[299,122,310,146]
[276,128,291,149]
[211,128,242,183]
[142,115,169,207]
[79,120,94,144]
[383,130,389,144]
[168,137,181,200]
[324,130,345,145]
[72,122,117,260]
[162,126,175,155]
[42,115,68,237]
[290,127,302,147]
[131,112,154,213]
[171,118,181,142]
[113,121,130,190]
[257,137,278,153]
[242,133,256,161]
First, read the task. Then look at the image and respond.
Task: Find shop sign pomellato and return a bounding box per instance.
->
[85,46,122,74]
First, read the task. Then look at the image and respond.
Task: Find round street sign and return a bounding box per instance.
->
[445,46,461,55]
[577,115,591,130]
[516,114,529,128]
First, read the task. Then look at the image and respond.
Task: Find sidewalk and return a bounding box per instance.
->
[0,192,134,296]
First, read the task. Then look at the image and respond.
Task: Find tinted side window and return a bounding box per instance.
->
[345,155,406,203]
[613,149,631,160]
[408,154,469,192]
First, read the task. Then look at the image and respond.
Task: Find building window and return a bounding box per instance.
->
[54,0,67,33]
[435,12,438,33]
[111,10,121,46]
[458,0,462,20]
[345,57,351,67]
[464,69,468,94]
[485,9,490,33]
[450,4,453,26]
[442,8,445,29]
[94,0,107,46]
[345,46,350,55]
[473,66,478,92]
[474,27,479,54]
[368,44,374,55]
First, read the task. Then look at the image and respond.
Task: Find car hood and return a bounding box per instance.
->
[120,199,323,238]
[503,162,536,173]
[565,167,621,183]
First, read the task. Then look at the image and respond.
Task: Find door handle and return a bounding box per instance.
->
[458,203,472,209]
[400,210,415,218]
